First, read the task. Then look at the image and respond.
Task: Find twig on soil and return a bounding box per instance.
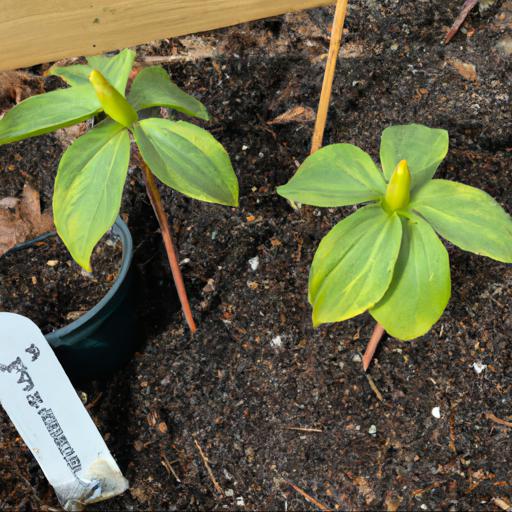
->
[444,0,479,44]
[139,156,197,333]
[283,426,323,433]
[449,409,457,453]
[493,497,512,511]
[140,55,209,65]
[310,0,349,154]
[285,480,330,511]
[193,437,224,496]
[411,481,443,497]
[161,452,181,482]
[85,392,103,410]
[485,412,512,428]
[362,323,385,372]
[365,373,383,401]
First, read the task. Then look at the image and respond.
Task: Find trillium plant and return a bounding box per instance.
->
[277,124,512,341]
[0,49,239,332]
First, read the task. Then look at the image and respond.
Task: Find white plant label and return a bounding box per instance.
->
[0,313,128,510]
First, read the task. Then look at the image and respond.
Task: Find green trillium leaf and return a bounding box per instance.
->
[53,120,131,271]
[380,124,449,190]
[133,118,238,206]
[370,213,451,340]
[411,179,512,263]
[49,64,93,87]
[127,67,209,120]
[0,85,100,145]
[49,49,136,94]
[277,143,386,207]
[309,204,403,326]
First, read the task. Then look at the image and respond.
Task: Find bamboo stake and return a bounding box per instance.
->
[310,0,349,154]
[140,158,197,333]
[308,0,385,372]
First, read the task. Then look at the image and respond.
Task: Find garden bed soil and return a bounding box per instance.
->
[1,0,512,510]
[0,234,123,334]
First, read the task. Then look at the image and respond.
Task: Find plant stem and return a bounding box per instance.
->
[363,323,385,371]
[140,158,197,333]
[310,0,349,154]
[444,0,479,44]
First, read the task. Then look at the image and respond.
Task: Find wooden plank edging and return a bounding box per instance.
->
[0,0,334,71]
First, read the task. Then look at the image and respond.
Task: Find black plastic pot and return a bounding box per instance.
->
[5,218,138,381]
[45,218,138,381]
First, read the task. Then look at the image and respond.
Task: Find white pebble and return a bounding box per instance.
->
[225,489,234,497]
[472,362,487,374]
[248,256,259,271]
[242,145,249,151]
[368,425,377,436]
[270,336,283,349]
[352,354,362,363]
[236,497,245,507]
[431,407,441,419]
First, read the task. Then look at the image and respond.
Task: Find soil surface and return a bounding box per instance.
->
[0,233,122,334]
[1,0,512,510]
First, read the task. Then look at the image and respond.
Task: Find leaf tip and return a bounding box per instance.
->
[200,109,211,121]
[275,185,288,199]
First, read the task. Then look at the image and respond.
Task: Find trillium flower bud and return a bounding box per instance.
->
[89,70,138,128]
[384,159,411,212]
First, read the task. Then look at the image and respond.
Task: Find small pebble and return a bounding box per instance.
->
[47,260,59,267]
[352,354,362,363]
[248,256,259,271]
[236,497,245,507]
[472,362,487,374]
[270,336,283,349]
[160,376,171,386]
[368,425,377,436]
[225,489,234,497]
[431,407,441,419]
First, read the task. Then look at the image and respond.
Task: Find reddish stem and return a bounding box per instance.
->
[140,158,197,333]
[363,323,385,371]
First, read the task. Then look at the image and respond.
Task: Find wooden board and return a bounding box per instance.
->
[0,0,334,71]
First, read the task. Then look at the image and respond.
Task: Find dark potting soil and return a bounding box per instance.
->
[0,233,122,334]
[1,1,512,510]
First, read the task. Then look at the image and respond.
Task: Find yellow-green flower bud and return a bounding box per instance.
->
[89,70,137,128]
[384,159,411,212]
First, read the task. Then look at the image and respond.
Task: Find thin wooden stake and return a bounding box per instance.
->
[140,158,197,333]
[363,323,385,371]
[310,0,349,154]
